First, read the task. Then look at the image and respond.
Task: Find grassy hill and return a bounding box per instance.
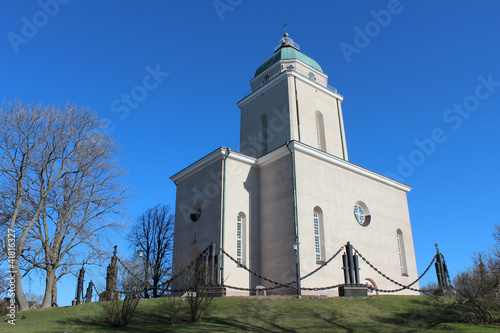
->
[1,295,498,332]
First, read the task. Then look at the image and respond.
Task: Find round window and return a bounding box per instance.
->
[190,203,202,222]
[354,202,371,227]
[354,204,365,224]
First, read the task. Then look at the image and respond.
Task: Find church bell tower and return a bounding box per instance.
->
[171,32,419,298]
[237,33,348,160]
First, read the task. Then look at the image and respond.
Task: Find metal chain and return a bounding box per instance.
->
[223,283,344,292]
[218,243,347,290]
[217,244,295,288]
[299,244,346,281]
[353,246,437,293]
[153,246,211,293]
[223,284,295,292]
[117,257,137,279]
[301,283,343,291]
[115,246,212,295]
[111,242,438,295]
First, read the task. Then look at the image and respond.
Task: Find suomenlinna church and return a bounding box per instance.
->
[170,34,419,296]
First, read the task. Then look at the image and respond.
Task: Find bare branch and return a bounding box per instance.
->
[0,100,130,309]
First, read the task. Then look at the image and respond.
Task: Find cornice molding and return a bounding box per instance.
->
[171,142,411,192]
[170,148,225,184]
[170,148,257,184]
[237,72,288,108]
[292,71,344,101]
[290,141,411,192]
[256,145,289,167]
[238,68,344,108]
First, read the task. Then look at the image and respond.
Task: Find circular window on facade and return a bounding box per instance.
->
[190,202,202,222]
[354,201,371,226]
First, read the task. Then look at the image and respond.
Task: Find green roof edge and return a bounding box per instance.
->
[254,46,323,77]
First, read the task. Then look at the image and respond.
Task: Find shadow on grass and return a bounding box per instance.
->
[205,317,288,332]
[371,299,459,331]
[205,308,359,332]
[57,304,271,332]
[56,305,171,331]
[56,315,108,330]
[309,310,355,333]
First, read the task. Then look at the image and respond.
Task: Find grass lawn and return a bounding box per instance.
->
[1,295,498,332]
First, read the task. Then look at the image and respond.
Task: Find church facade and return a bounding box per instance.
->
[171,34,419,296]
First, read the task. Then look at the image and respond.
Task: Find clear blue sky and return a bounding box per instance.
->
[1,0,499,306]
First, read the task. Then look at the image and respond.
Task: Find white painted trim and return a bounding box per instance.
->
[238,70,344,108]
[336,98,349,160]
[292,72,344,101]
[280,59,328,80]
[290,141,412,192]
[251,61,283,85]
[229,150,258,166]
[252,59,328,85]
[238,73,288,108]
[171,142,411,192]
[170,148,257,184]
[170,148,225,184]
[256,145,289,167]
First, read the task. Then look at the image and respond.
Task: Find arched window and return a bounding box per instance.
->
[397,229,408,276]
[236,213,246,265]
[260,114,268,156]
[313,207,324,262]
[315,111,326,151]
[237,215,243,264]
[365,278,379,295]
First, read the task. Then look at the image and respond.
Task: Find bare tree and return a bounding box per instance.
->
[173,258,216,323]
[454,254,499,324]
[101,258,142,327]
[128,204,174,298]
[0,101,128,310]
[453,225,500,324]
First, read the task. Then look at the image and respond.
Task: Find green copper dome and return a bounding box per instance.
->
[254,34,323,77]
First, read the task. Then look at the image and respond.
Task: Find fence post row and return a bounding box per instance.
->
[79,241,444,298]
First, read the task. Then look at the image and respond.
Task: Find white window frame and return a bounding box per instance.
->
[315,111,326,152]
[314,209,321,262]
[397,229,408,276]
[315,117,321,150]
[237,214,243,265]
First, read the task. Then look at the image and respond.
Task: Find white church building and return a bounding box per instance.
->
[171,34,419,296]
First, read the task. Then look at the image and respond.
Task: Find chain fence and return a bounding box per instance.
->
[112,246,212,295]
[352,246,436,293]
[219,243,347,291]
[109,241,438,295]
[221,242,437,294]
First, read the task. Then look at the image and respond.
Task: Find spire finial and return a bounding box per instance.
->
[283,22,288,37]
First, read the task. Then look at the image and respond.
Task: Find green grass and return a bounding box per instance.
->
[1,295,499,332]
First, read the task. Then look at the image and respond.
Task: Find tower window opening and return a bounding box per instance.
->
[397,229,408,276]
[315,111,326,152]
[313,207,324,262]
[314,210,321,261]
[315,117,321,149]
[237,214,243,265]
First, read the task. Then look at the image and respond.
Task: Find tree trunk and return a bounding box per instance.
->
[13,263,29,311]
[153,270,159,298]
[40,268,55,309]
[51,278,58,306]
[143,262,150,298]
